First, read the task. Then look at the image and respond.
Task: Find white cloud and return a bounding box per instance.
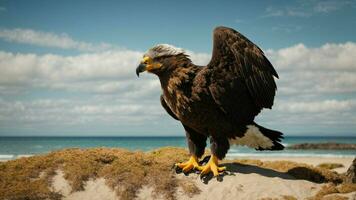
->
[253,42,356,134]
[0,40,202,133]
[264,6,310,18]
[186,50,210,66]
[266,42,356,95]
[0,28,114,52]
[263,0,355,18]
[0,50,142,84]
[0,98,163,127]
[0,41,356,135]
[314,0,356,13]
[276,99,356,113]
[267,42,356,70]
[0,47,211,133]
[0,48,210,90]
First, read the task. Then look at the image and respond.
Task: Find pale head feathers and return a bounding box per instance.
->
[144,44,186,58]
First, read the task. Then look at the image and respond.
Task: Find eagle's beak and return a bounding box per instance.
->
[136,63,146,77]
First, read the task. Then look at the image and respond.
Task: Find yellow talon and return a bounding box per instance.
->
[175,155,201,173]
[200,155,225,177]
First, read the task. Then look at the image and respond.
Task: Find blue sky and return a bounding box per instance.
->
[0,0,356,136]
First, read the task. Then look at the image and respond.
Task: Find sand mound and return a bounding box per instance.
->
[0,147,355,200]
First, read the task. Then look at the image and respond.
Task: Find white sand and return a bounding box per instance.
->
[52,170,72,196]
[136,186,165,200]
[175,169,321,200]
[324,192,356,199]
[51,170,118,200]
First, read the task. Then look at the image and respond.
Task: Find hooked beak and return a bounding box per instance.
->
[136,63,146,77]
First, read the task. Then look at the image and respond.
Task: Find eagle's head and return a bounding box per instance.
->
[136,44,188,77]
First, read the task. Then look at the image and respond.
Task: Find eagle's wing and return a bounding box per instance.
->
[207,26,278,110]
[160,95,179,120]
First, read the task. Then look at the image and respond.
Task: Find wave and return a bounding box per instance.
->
[0,155,14,160]
[0,154,35,160]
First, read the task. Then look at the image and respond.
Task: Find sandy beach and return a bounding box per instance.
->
[0,147,355,200]
[51,155,356,200]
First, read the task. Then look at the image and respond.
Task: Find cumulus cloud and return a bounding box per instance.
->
[0,46,212,135]
[0,41,356,135]
[0,48,210,90]
[255,42,356,134]
[0,50,141,84]
[276,99,356,113]
[266,42,356,95]
[267,42,356,70]
[0,98,165,133]
[0,28,114,52]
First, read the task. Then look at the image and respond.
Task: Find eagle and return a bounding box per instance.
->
[136,26,284,177]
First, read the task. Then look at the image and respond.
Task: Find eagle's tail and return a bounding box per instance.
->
[253,123,284,151]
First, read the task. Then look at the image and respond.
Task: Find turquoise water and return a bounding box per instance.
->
[0,136,355,160]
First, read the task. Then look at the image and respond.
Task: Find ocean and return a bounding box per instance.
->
[0,136,355,161]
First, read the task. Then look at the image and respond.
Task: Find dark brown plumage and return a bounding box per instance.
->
[137,26,284,175]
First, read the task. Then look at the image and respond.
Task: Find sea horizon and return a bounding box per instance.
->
[1,135,356,137]
[1,135,355,160]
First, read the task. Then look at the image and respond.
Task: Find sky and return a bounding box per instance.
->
[0,0,356,136]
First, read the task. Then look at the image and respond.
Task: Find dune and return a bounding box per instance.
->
[0,147,355,200]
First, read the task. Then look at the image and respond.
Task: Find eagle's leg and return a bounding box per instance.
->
[200,136,229,176]
[175,125,207,173]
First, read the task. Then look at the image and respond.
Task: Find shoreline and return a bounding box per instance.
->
[1,151,355,161]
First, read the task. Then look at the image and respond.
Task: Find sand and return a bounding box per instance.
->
[175,166,322,199]
[52,170,118,200]
[48,156,355,200]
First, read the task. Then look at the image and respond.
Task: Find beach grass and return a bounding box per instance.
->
[317,162,345,170]
[0,147,193,200]
[308,183,356,200]
[0,147,355,200]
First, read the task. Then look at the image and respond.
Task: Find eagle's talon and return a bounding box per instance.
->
[218,166,226,171]
[199,155,225,177]
[175,155,201,173]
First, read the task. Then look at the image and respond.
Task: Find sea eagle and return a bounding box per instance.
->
[136,26,284,176]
